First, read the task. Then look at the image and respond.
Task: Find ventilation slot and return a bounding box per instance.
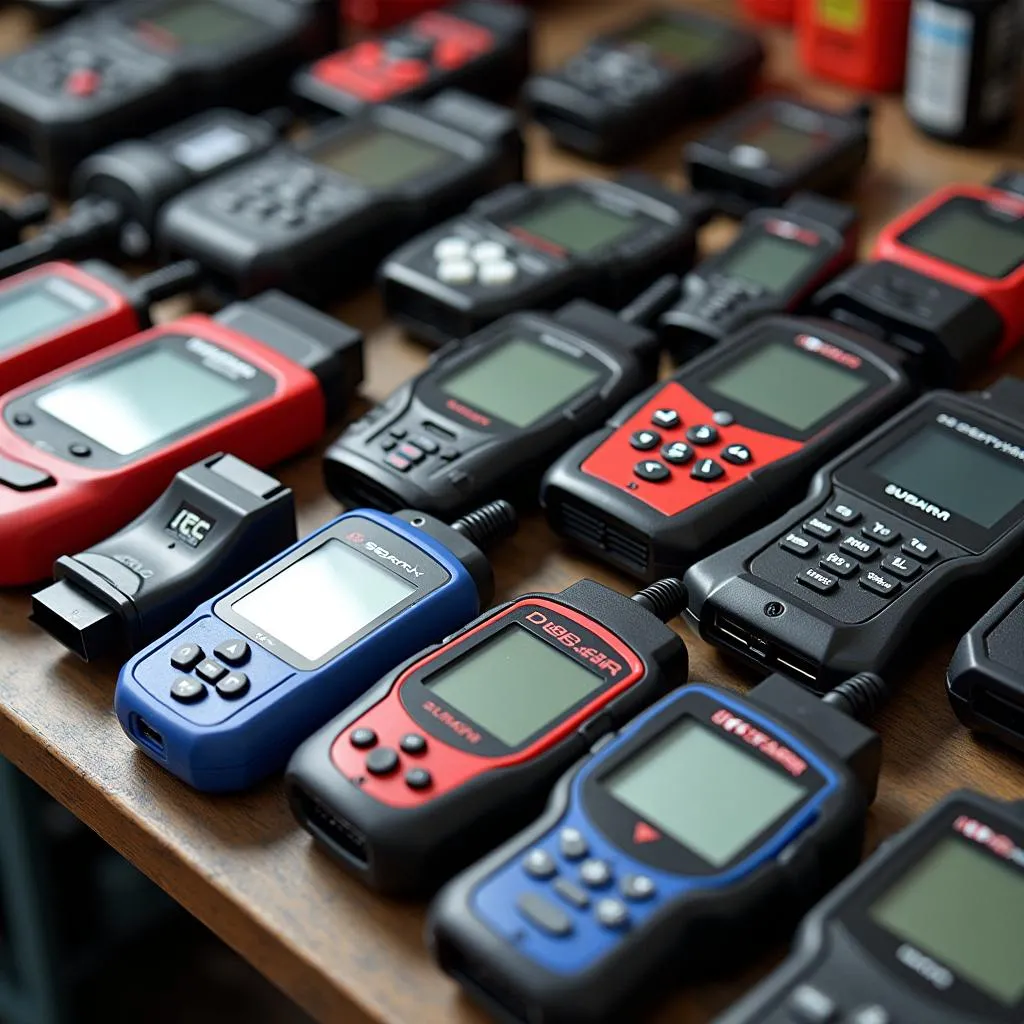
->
[554,501,650,576]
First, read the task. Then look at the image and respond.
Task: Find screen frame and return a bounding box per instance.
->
[613,11,728,68]
[398,599,643,757]
[836,401,1024,553]
[303,105,485,197]
[5,334,274,469]
[216,516,451,671]
[838,801,1024,1022]
[712,222,829,295]
[0,275,107,355]
[684,323,896,442]
[127,0,286,54]
[419,319,617,436]
[898,196,1024,281]
[583,688,832,876]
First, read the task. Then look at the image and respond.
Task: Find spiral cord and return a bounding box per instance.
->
[450,499,518,551]
[823,672,890,723]
[631,578,688,623]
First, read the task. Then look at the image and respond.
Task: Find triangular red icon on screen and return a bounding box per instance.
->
[633,821,660,844]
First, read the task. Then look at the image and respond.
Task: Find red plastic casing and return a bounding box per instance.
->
[329,598,645,809]
[0,315,325,585]
[742,0,795,24]
[0,262,140,396]
[313,9,495,102]
[796,0,911,92]
[873,185,1024,361]
[580,382,803,516]
[342,0,447,31]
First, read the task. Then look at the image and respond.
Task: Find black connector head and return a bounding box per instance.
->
[31,579,125,662]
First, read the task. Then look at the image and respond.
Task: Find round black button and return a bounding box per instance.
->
[650,408,680,430]
[366,747,399,776]
[721,444,753,466]
[169,642,203,672]
[214,639,250,666]
[633,460,670,483]
[686,425,718,446]
[629,429,661,451]
[405,768,432,790]
[12,412,32,427]
[661,441,693,466]
[170,677,205,704]
[350,728,378,750]
[691,458,725,482]
[69,443,91,458]
[400,733,427,755]
[216,672,250,700]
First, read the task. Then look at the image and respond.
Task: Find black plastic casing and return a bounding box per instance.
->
[0,0,337,193]
[286,579,688,899]
[541,317,913,583]
[812,260,1004,387]
[523,9,764,162]
[427,674,879,1024]
[716,791,1024,1024]
[31,453,296,660]
[69,108,283,257]
[158,89,523,307]
[947,574,1024,753]
[686,97,871,216]
[658,193,860,363]
[323,300,661,518]
[291,0,533,119]
[684,379,1024,693]
[380,173,711,348]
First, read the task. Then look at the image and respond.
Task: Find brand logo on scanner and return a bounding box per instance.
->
[884,484,951,521]
[936,413,1024,462]
[896,945,954,991]
[711,709,808,777]
[796,334,863,370]
[422,701,482,743]
[954,815,1024,868]
[185,337,257,379]
[363,541,424,578]
[446,398,491,427]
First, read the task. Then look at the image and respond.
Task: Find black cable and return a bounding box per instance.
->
[450,499,519,550]
[822,672,890,723]
[619,274,682,327]
[0,197,123,279]
[132,259,205,305]
[631,578,688,623]
[0,193,51,249]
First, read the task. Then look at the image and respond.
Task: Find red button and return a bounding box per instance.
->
[434,38,474,69]
[633,822,661,845]
[387,58,429,86]
[65,69,101,97]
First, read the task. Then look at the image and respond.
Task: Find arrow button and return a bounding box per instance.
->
[633,460,670,483]
[215,639,251,666]
[633,821,661,844]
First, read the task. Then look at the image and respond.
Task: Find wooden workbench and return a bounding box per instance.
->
[1,2,1022,1022]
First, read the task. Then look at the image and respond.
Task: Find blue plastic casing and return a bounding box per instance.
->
[428,680,881,1024]
[470,687,840,973]
[115,509,484,792]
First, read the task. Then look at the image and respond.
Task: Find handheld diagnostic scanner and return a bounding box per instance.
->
[115,500,518,792]
[814,182,1024,385]
[0,107,287,278]
[716,790,1024,1024]
[292,1,532,119]
[947,573,1024,755]
[0,0,337,192]
[324,279,676,519]
[32,453,296,662]
[686,96,872,215]
[658,192,860,363]
[522,8,763,163]
[428,670,888,1024]
[0,289,363,586]
[542,316,913,583]
[286,577,690,898]
[379,173,712,348]
[157,90,523,307]
[0,257,200,394]
[684,377,1024,693]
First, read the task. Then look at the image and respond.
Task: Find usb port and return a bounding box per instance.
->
[134,718,165,756]
[777,655,818,686]
[715,614,752,648]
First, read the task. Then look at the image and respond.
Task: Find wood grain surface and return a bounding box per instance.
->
[0,2,1023,1022]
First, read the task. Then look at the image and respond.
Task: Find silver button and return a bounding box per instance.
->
[437,258,476,285]
[729,144,771,169]
[851,1007,891,1024]
[559,827,589,861]
[594,898,630,929]
[478,259,518,286]
[470,240,507,264]
[433,236,470,261]
[579,859,612,888]
[789,985,837,1023]
[620,874,656,901]
[712,410,735,426]
[522,848,557,880]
